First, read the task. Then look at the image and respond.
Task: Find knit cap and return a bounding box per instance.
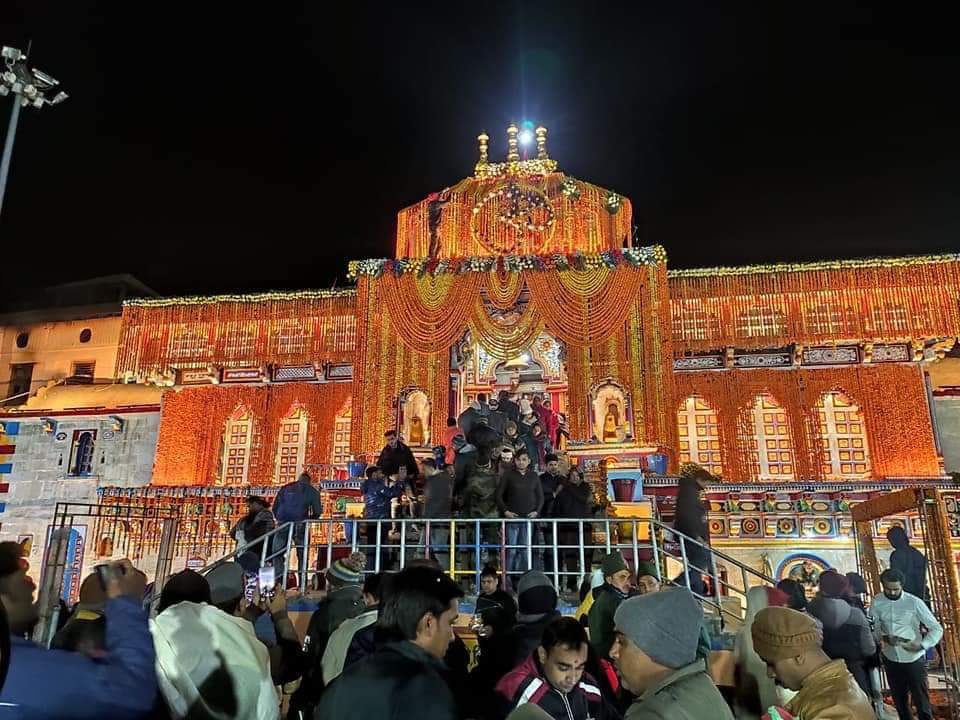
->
[601,551,628,578]
[517,570,558,618]
[613,587,702,669]
[751,606,823,661]
[327,551,366,585]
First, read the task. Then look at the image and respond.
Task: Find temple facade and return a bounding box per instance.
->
[2,125,960,593]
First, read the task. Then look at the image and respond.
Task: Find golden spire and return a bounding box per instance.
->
[506,123,520,162]
[477,130,489,164]
[536,126,548,160]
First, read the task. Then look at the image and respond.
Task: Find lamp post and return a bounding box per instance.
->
[0,46,67,218]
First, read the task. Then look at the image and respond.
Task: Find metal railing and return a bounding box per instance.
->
[205,515,774,625]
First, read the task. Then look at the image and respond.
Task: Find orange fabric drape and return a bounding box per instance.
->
[152,382,352,486]
[674,364,940,481]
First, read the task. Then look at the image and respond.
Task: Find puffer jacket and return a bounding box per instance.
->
[624,659,733,720]
[785,659,874,720]
[807,595,876,695]
[495,653,613,720]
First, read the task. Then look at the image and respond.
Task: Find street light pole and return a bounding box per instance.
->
[0,95,22,217]
[0,45,67,221]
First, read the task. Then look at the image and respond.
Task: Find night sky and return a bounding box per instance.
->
[0,2,957,299]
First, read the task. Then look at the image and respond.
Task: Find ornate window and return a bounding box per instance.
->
[272,318,309,356]
[818,392,870,479]
[736,307,787,339]
[220,408,253,485]
[871,305,908,335]
[331,398,352,465]
[677,396,722,476]
[748,394,795,479]
[167,324,210,361]
[275,407,308,484]
[672,307,721,343]
[805,303,856,337]
[221,321,258,361]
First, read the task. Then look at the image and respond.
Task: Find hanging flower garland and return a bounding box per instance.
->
[467,300,546,360]
[484,268,524,310]
[377,272,484,350]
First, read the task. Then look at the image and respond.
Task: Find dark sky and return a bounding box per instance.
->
[0,2,957,298]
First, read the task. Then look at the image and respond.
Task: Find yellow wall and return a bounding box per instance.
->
[0,316,122,400]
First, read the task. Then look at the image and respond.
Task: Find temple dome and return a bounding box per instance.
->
[394,124,633,259]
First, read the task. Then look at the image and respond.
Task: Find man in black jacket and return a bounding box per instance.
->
[538,454,564,574]
[376,430,419,484]
[498,390,521,425]
[554,466,594,591]
[317,565,463,720]
[497,450,544,573]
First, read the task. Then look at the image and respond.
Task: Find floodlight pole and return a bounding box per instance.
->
[0,95,22,218]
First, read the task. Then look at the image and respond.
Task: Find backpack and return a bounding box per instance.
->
[275,482,306,523]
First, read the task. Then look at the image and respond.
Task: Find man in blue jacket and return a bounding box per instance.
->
[273,470,323,585]
[0,551,157,719]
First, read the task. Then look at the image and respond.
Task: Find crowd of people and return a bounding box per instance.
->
[0,392,946,719]
[0,520,948,720]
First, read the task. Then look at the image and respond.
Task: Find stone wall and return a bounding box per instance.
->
[1,411,160,574]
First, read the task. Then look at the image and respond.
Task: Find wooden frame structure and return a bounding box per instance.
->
[853,488,960,703]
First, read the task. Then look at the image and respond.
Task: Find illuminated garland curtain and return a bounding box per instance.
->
[675,364,940,481]
[669,256,960,353]
[118,292,357,375]
[467,299,545,360]
[524,266,644,346]
[152,382,352,486]
[352,277,450,455]
[485,269,524,310]
[379,272,484,350]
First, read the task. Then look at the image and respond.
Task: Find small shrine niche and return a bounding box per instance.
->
[400,388,431,447]
[591,379,631,443]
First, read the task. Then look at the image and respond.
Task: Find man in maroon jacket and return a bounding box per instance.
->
[495,616,616,720]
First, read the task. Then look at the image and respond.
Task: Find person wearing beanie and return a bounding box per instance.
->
[295,552,367,710]
[481,571,560,684]
[611,587,732,719]
[588,551,635,660]
[751,606,873,720]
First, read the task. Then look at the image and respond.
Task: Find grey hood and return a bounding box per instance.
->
[808,595,852,629]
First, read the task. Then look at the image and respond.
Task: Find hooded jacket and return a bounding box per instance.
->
[624,659,733,720]
[495,653,612,720]
[273,475,323,523]
[807,596,876,695]
[784,659,874,720]
[588,584,633,660]
[151,601,278,720]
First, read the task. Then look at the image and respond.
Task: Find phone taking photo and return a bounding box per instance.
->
[243,572,258,602]
[94,562,126,591]
[258,565,276,599]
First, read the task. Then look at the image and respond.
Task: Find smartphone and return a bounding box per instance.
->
[258,565,276,599]
[243,572,258,602]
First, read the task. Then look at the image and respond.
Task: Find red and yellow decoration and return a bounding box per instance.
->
[117,291,357,376]
[152,382,351,486]
[670,254,960,352]
[675,363,940,481]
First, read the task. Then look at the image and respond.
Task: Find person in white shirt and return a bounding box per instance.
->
[868,568,943,720]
